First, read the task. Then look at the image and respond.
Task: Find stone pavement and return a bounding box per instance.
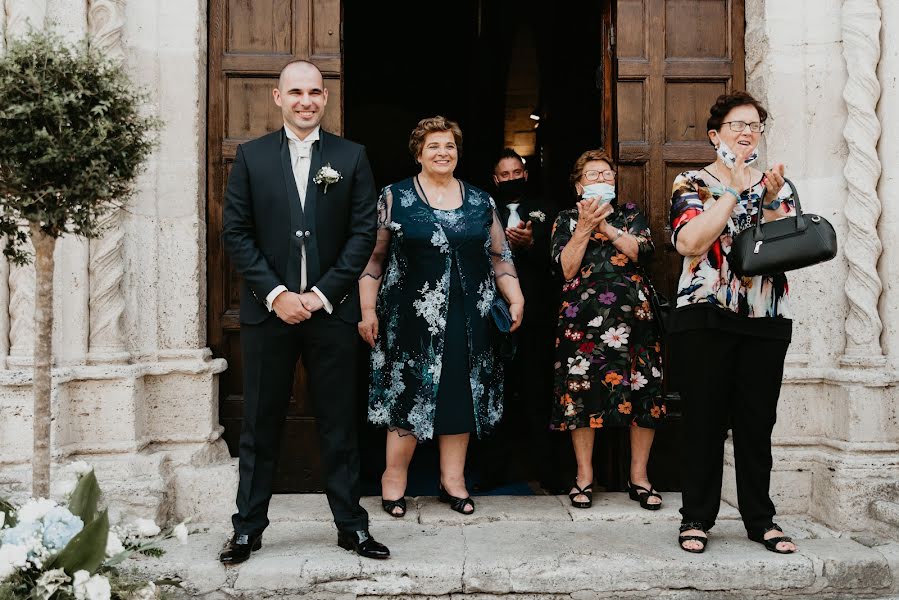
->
[128,494,899,599]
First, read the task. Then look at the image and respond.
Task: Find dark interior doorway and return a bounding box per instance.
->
[345,0,625,496]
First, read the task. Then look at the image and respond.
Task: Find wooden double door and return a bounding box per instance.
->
[207,0,745,492]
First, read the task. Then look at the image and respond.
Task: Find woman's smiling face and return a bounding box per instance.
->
[710,103,763,156]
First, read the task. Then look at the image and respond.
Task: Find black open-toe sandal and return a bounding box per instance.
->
[568,482,593,509]
[381,497,407,518]
[438,486,475,515]
[627,481,662,511]
[748,523,796,554]
[678,521,709,554]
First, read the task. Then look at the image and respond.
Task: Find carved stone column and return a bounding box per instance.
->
[841,0,886,367]
[87,0,128,363]
[5,0,46,41]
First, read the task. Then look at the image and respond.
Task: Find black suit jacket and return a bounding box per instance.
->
[222,128,378,325]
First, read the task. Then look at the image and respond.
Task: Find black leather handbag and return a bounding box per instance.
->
[645,278,671,336]
[729,178,837,277]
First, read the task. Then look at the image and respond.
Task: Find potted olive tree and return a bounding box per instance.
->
[0,32,157,498]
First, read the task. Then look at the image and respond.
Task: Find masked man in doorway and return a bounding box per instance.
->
[220,60,388,563]
[476,148,566,493]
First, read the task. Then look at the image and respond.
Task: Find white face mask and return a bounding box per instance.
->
[580,182,616,203]
[715,137,758,169]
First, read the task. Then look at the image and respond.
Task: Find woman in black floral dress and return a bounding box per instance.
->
[550,150,666,510]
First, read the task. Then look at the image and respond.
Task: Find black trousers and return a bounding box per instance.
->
[232,312,369,536]
[668,328,789,533]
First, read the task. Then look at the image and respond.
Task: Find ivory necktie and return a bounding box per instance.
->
[293,140,312,206]
[506,203,522,228]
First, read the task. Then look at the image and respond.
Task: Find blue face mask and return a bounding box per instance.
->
[581,182,616,204]
[715,138,758,169]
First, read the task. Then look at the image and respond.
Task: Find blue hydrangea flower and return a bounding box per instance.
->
[40,507,83,552]
[0,519,42,547]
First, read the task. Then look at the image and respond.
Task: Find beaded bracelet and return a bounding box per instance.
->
[724,187,741,199]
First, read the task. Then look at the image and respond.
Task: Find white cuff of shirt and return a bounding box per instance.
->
[265,285,288,311]
[311,286,333,314]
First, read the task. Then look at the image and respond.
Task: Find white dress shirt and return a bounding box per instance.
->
[265,125,333,314]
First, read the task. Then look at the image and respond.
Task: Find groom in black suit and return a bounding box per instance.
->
[220,60,388,563]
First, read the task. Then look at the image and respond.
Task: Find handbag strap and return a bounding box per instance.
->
[751,177,805,240]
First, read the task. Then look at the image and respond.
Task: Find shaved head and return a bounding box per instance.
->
[278,60,323,90]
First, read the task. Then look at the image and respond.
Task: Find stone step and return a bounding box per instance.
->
[129,494,899,599]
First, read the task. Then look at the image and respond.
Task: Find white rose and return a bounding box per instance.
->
[73,570,91,598]
[133,518,161,538]
[0,511,5,528]
[0,544,29,580]
[71,461,94,476]
[16,498,57,523]
[105,531,125,557]
[173,522,189,545]
[129,582,157,600]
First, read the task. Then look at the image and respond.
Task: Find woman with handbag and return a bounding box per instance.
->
[358,116,524,517]
[669,91,798,554]
[550,149,667,511]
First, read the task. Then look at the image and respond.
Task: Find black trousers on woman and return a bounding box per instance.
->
[668,328,789,533]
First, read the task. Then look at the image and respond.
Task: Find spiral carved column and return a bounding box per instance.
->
[87,0,129,363]
[4,0,46,42]
[841,0,885,367]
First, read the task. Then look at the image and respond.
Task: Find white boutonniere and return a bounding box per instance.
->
[313,163,342,193]
[529,210,546,222]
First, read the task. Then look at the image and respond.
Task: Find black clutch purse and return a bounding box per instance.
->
[729,178,837,277]
[490,296,517,362]
[637,266,671,336]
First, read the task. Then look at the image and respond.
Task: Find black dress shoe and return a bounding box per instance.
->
[337,529,390,559]
[219,531,262,564]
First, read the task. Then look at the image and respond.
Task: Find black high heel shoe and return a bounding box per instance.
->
[678,522,708,554]
[438,485,475,514]
[568,481,593,509]
[381,497,407,518]
[627,481,662,511]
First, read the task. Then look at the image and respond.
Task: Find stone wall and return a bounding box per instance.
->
[0,0,232,525]
[735,0,899,534]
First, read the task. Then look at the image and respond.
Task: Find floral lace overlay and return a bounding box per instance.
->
[363,178,517,440]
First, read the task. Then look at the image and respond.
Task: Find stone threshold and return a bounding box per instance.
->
[128,494,899,599]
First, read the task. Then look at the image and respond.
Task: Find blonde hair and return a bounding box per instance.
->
[408,116,463,159]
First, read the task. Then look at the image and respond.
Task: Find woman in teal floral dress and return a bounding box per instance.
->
[551,150,666,511]
[358,117,524,518]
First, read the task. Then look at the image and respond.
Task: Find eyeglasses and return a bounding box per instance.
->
[721,121,766,133]
[582,169,616,182]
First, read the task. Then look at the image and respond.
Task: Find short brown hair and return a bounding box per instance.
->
[409,116,463,159]
[707,91,768,136]
[570,149,615,188]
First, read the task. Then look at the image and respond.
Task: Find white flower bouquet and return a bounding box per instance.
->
[313,163,342,193]
[0,464,189,599]
[528,210,546,222]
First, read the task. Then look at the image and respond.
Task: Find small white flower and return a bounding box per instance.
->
[74,572,111,600]
[105,531,125,557]
[587,315,604,328]
[313,163,342,193]
[599,326,629,349]
[528,210,546,222]
[567,356,589,376]
[133,518,161,538]
[0,511,5,529]
[173,522,189,545]
[0,543,29,579]
[631,371,649,391]
[17,498,57,523]
[71,461,93,476]
[35,568,70,599]
[651,366,661,378]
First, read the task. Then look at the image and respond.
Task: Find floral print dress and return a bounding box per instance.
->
[669,170,795,319]
[365,178,518,440]
[550,202,666,430]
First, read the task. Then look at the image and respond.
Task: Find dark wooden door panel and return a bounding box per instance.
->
[208,0,343,493]
[615,0,745,490]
